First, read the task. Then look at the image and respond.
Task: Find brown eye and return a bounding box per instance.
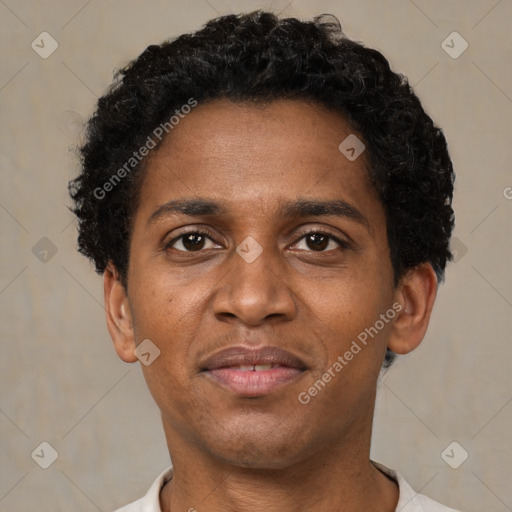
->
[292,231,348,252]
[305,233,330,251]
[166,231,219,252]
[181,233,206,251]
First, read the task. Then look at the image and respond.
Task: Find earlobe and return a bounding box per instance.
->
[387,263,438,355]
[104,265,138,363]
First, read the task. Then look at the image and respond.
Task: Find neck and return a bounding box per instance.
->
[159,415,398,512]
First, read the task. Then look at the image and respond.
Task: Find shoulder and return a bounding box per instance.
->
[111,467,173,512]
[373,462,462,512]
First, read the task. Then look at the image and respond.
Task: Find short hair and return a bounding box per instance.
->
[69,11,455,366]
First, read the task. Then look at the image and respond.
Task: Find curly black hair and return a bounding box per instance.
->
[69,11,455,365]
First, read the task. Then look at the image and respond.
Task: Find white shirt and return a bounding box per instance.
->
[113,462,461,512]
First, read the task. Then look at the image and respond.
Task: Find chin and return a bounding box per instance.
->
[215,447,300,470]
[203,428,312,471]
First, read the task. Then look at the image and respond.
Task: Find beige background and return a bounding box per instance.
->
[1,0,511,510]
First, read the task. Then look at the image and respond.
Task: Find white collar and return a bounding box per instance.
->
[114,462,460,511]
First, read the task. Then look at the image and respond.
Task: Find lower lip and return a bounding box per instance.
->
[204,367,303,396]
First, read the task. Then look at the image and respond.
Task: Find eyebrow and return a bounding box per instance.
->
[147,199,227,226]
[282,199,370,231]
[147,197,370,231]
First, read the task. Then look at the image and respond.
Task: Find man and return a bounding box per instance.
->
[69,11,459,511]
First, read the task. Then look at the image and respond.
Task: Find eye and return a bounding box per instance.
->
[166,231,220,252]
[293,232,348,252]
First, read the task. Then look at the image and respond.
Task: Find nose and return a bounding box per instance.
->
[211,243,297,327]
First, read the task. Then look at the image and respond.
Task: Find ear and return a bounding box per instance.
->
[387,263,438,355]
[104,264,138,363]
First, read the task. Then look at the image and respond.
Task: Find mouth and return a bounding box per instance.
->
[200,346,308,397]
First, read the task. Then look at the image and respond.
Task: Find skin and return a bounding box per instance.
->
[104,99,438,512]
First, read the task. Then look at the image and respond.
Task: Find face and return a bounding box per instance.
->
[120,99,400,469]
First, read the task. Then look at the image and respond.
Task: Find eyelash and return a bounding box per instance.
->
[164,228,351,253]
[164,227,219,252]
[294,229,352,252]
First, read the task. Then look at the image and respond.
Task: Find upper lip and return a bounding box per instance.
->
[200,346,307,371]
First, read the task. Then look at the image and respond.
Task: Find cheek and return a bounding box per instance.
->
[127,266,216,387]
[309,264,392,327]
[300,290,393,424]
[128,263,207,338]
[130,280,203,423]
[305,268,395,381]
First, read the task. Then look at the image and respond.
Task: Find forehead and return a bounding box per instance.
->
[151,99,364,166]
[137,99,380,222]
